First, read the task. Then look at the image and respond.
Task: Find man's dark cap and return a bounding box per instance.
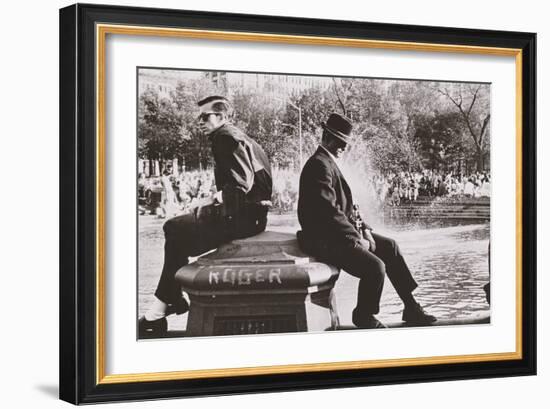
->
[197,95,229,107]
[322,113,353,144]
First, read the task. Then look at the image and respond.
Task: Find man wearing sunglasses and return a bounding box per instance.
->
[297,113,436,329]
[139,96,273,337]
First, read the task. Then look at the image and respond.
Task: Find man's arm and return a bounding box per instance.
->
[215,129,254,195]
[215,135,255,217]
[226,141,255,195]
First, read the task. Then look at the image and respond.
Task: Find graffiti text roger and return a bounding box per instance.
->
[208,268,283,286]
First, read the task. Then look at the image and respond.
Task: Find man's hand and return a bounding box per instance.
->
[363,229,376,252]
[193,193,220,221]
[213,190,223,204]
[359,238,371,251]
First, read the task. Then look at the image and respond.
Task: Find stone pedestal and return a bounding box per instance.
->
[175,231,340,337]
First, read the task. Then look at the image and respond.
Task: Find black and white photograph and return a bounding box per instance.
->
[137,68,492,339]
[53,1,536,405]
[2,0,544,406]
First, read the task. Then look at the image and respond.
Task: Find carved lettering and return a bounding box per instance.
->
[238,269,252,285]
[255,269,266,282]
[209,271,220,285]
[269,268,282,284]
[223,269,236,285]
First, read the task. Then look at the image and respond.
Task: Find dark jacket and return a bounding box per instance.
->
[297,147,363,250]
[209,123,272,237]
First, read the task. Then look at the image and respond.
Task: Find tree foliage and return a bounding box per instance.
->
[436,83,491,171]
[138,89,186,164]
[137,73,491,175]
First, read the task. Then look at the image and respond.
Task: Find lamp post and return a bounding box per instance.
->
[287,102,303,169]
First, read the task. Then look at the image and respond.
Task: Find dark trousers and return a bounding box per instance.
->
[154,206,267,305]
[319,233,418,318]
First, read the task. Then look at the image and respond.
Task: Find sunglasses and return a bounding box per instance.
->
[333,139,349,151]
[197,112,219,122]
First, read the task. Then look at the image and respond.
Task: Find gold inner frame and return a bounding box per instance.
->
[95,23,523,385]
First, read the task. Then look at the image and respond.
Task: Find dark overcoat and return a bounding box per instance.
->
[208,123,272,237]
[297,147,364,250]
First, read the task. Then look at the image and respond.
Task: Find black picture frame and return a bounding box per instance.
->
[59,3,536,404]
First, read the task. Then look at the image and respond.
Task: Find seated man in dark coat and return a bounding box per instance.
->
[297,113,435,329]
[139,96,273,336]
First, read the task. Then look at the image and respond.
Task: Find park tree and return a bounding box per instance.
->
[331,78,356,117]
[333,79,424,174]
[332,78,385,124]
[437,83,491,171]
[170,75,220,170]
[286,86,340,166]
[414,111,468,171]
[138,72,226,172]
[138,88,187,172]
[231,90,289,166]
[138,71,491,179]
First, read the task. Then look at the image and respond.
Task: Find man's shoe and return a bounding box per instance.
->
[352,311,387,329]
[138,316,168,338]
[402,302,437,325]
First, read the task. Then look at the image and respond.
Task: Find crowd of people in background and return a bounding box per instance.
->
[139,167,303,217]
[139,170,217,217]
[271,168,299,213]
[373,170,491,206]
[138,167,491,217]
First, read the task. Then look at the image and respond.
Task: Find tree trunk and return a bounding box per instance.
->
[476,148,484,172]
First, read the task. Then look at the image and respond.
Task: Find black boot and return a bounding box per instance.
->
[352,310,387,329]
[138,316,168,338]
[402,302,436,325]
